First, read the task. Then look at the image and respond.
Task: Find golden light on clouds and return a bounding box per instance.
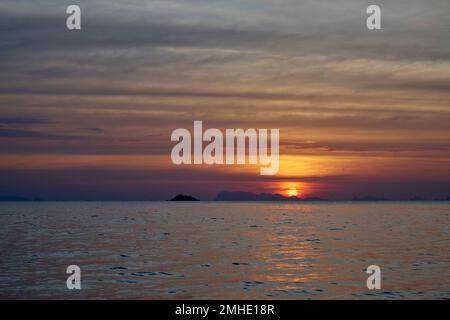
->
[0,0,449,200]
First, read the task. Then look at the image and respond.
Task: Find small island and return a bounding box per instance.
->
[169,194,200,201]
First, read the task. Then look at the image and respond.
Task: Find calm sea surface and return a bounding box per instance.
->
[0,202,449,299]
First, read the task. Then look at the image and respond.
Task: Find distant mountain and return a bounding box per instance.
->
[433,197,450,201]
[169,194,199,201]
[352,196,388,201]
[409,196,426,201]
[0,195,32,201]
[215,191,327,201]
[215,191,285,201]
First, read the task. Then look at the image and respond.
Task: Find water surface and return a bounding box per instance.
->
[0,202,449,299]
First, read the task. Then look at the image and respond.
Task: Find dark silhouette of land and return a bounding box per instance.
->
[1,192,449,202]
[169,194,199,201]
[215,191,327,201]
[216,191,450,202]
[352,195,389,201]
[410,196,426,201]
[0,194,43,201]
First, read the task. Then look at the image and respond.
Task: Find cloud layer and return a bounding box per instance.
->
[0,0,449,199]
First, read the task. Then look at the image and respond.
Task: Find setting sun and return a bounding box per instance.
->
[287,189,299,197]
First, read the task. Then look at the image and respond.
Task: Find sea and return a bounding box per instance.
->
[0,201,449,299]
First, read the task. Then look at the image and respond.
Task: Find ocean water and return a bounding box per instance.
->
[0,201,449,299]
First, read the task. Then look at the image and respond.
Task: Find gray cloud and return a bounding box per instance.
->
[1,1,450,64]
[0,128,88,140]
[0,116,49,125]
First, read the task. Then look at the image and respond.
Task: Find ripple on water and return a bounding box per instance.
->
[243,281,265,287]
[131,271,158,277]
[305,238,320,242]
[269,288,325,298]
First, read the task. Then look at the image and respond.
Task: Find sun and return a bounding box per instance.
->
[279,182,306,198]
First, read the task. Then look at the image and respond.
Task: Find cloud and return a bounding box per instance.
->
[0,116,49,125]
[1,0,450,66]
[84,127,104,134]
[283,139,450,154]
[0,128,87,141]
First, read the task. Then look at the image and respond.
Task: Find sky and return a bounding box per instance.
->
[0,0,449,200]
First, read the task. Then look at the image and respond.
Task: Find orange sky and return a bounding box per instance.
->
[0,1,449,200]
